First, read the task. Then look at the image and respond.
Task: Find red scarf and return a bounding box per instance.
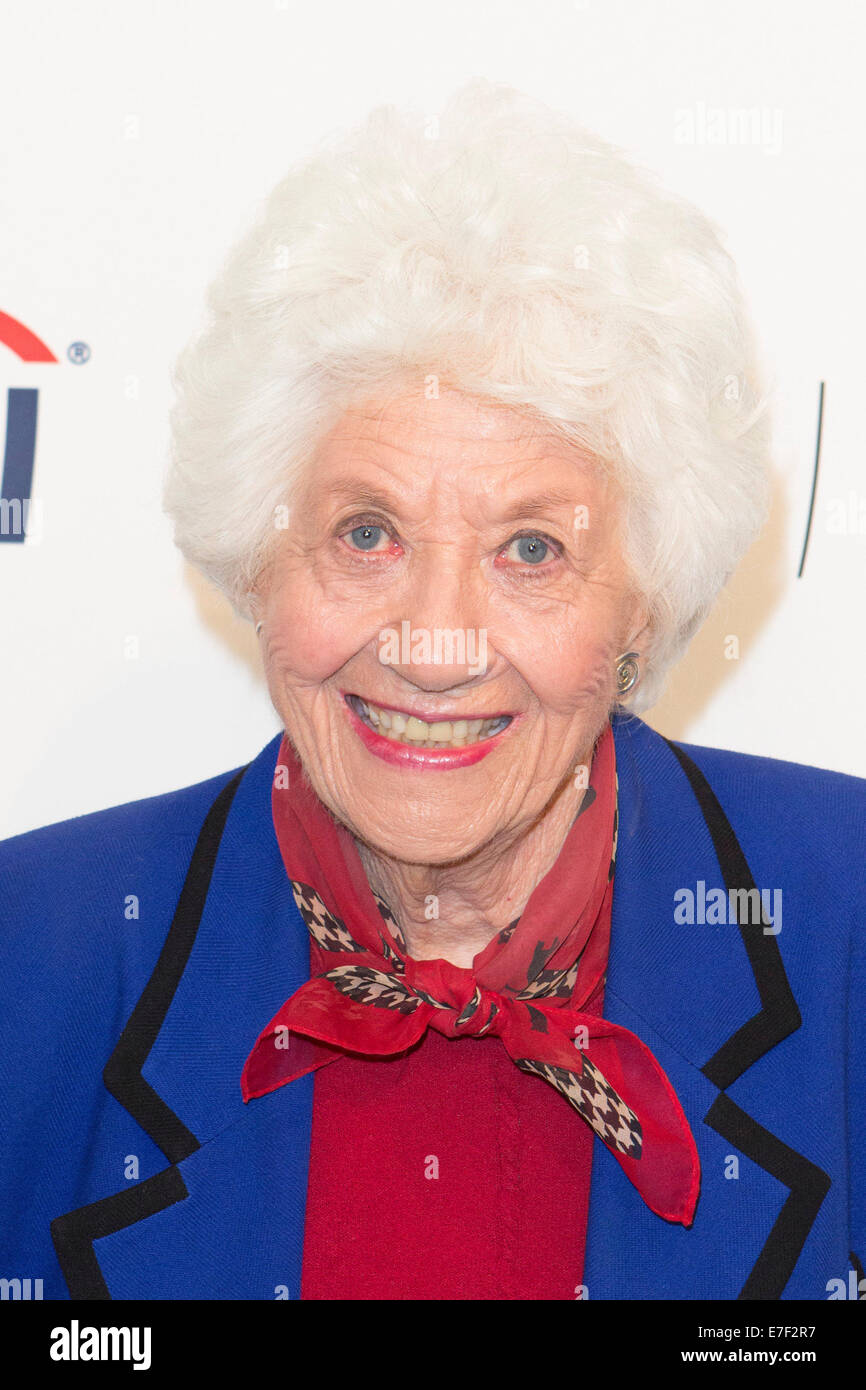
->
[241,724,700,1225]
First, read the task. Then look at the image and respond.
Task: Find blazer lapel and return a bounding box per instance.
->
[51,733,316,1300]
[583,716,830,1300]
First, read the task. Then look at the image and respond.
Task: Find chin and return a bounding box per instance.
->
[356,823,485,869]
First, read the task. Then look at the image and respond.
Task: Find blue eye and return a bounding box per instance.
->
[509,535,551,565]
[348,524,385,551]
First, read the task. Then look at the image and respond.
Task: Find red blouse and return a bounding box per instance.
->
[300,981,605,1300]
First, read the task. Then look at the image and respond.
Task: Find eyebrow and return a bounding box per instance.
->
[317,481,401,513]
[492,489,584,522]
[319,478,589,522]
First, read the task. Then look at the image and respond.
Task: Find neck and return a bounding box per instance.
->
[356,756,594,968]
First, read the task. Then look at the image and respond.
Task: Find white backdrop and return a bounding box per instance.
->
[2,0,864,839]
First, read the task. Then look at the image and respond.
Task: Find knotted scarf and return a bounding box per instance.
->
[241,724,700,1225]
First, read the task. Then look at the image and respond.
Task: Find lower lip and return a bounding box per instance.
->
[343,698,514,770]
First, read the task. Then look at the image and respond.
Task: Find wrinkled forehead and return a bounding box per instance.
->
[300,386,613,517]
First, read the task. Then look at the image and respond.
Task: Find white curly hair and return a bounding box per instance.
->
[163,79,771,712]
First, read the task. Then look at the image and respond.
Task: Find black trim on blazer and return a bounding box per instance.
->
[705,1094,831,1300]
[102,765,248,1163]
[664,739,801,1090]
[50,764,249,1299]
[664,738,831,1301]
[51,1168,189,1300]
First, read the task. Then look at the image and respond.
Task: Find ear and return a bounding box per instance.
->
[623,598,653,656]
[247,564,273,618]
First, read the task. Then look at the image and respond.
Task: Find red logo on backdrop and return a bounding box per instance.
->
[0,309,58,543]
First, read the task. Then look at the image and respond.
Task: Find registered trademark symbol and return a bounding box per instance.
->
[67,341,91,364]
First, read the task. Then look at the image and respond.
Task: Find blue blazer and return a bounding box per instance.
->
[1,714,864,1301]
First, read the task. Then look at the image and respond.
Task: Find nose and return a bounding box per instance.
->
[379,543,490,691]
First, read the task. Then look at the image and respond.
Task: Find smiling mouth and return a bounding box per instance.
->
[345,694,513,749]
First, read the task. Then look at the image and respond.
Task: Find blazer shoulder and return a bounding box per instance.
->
[616,712,865,808]
[0,761,245,878]
[669,730,866,815]
[615,713,866,880]
[0,752,266,1095]
[657,726,866,905]
[0,759,251,974]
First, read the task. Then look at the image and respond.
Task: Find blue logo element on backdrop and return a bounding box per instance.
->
[0,309,58,543]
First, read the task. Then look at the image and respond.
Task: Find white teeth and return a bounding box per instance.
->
[355,698,508,749]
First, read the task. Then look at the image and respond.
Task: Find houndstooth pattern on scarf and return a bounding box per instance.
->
[514,1054,642,1158]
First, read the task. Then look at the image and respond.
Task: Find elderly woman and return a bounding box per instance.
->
[1,82,863,1304]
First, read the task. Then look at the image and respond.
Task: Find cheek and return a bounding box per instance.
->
[523,636,617,716]
[491,596,621,716]
[263,574,383,688]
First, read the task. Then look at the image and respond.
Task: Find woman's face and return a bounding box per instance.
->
[256,386,645,866]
